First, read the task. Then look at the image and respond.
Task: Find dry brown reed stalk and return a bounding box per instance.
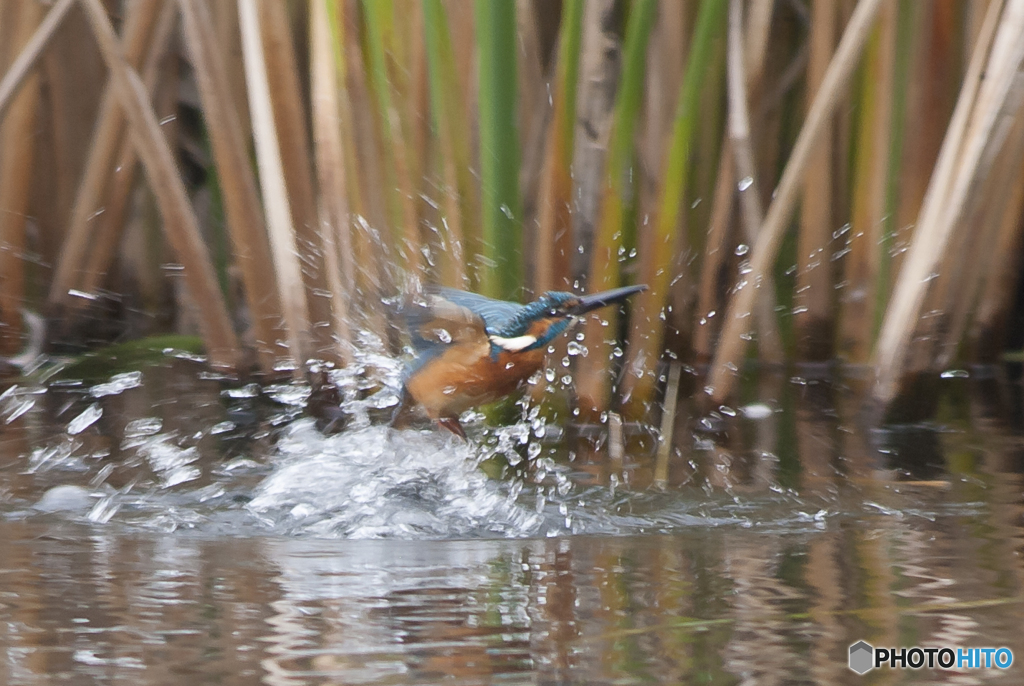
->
[744,0,775,76]
[935,109,1024,369]
[48,0,162,312]
[890,2,956,283]
[838,0,896,364]
[0,0,42,356]
[693,0,775,364]
[577,0,655,421]
[652,361,682,488]
[0,0,72,119]
[309,0,354,364]
[258,0,340,363]
[35,9,106,272]
[238,0,310,366]
[76,3,177,305]
[398,0,429,198]
[692,147,736,363]
[570,0,619,283]
[970,146,1024,361]
[79,0,240,368]
[873,0,1017,404]
[727,0,783,364]
[794,0,837,360]
[706,0,885,404]
[906,8,1015,375]
[515,0,548,243]
[180,0,291,371]
[210,3,251,140]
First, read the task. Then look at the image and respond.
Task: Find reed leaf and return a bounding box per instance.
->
[423,0,475,287]
[839,0,895,364]
[363,0,423,278]
[79,0,240,368]
[620,0,727,419]
[336,0,390,336]
[0,0,42,355]
[875,0,914,334]
[535,0,583,293]
[475,0,522,299]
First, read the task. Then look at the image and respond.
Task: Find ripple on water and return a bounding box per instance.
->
[247,420,543,539]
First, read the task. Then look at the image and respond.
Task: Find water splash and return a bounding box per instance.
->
[247,420,542,539]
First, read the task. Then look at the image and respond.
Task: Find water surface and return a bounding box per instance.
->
[1,353,1022,684]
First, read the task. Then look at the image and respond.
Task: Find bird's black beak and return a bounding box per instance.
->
[568,284,647,316]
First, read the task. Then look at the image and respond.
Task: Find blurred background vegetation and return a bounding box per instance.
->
[1,0,1023,423]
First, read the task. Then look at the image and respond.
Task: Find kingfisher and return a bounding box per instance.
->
[394,284,646,437]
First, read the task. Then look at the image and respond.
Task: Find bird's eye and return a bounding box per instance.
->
[548,308,559,317]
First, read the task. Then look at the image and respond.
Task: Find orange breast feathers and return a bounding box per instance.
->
[404,338,547,420]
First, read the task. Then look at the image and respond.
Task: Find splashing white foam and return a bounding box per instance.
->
[247,420,542,539]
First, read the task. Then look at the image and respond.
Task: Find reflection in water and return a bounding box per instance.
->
[0,361,1023,683]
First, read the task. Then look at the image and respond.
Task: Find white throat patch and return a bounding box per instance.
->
[489,334,538,352]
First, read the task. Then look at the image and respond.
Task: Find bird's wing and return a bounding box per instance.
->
[403,291,491,355]
[433,288,521,333]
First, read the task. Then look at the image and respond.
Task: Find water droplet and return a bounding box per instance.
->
[223,383,260,399]
[545,368,556,382]
[90,371,143,398]
[125,417,162,437]
[740,403,773,419]
[561,356,571,368]
[738,176,754,191]
[940,369,969,379]
[68,404,102,435]
[735,244,749,256]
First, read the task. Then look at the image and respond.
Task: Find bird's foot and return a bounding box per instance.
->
[437,417,466,440]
